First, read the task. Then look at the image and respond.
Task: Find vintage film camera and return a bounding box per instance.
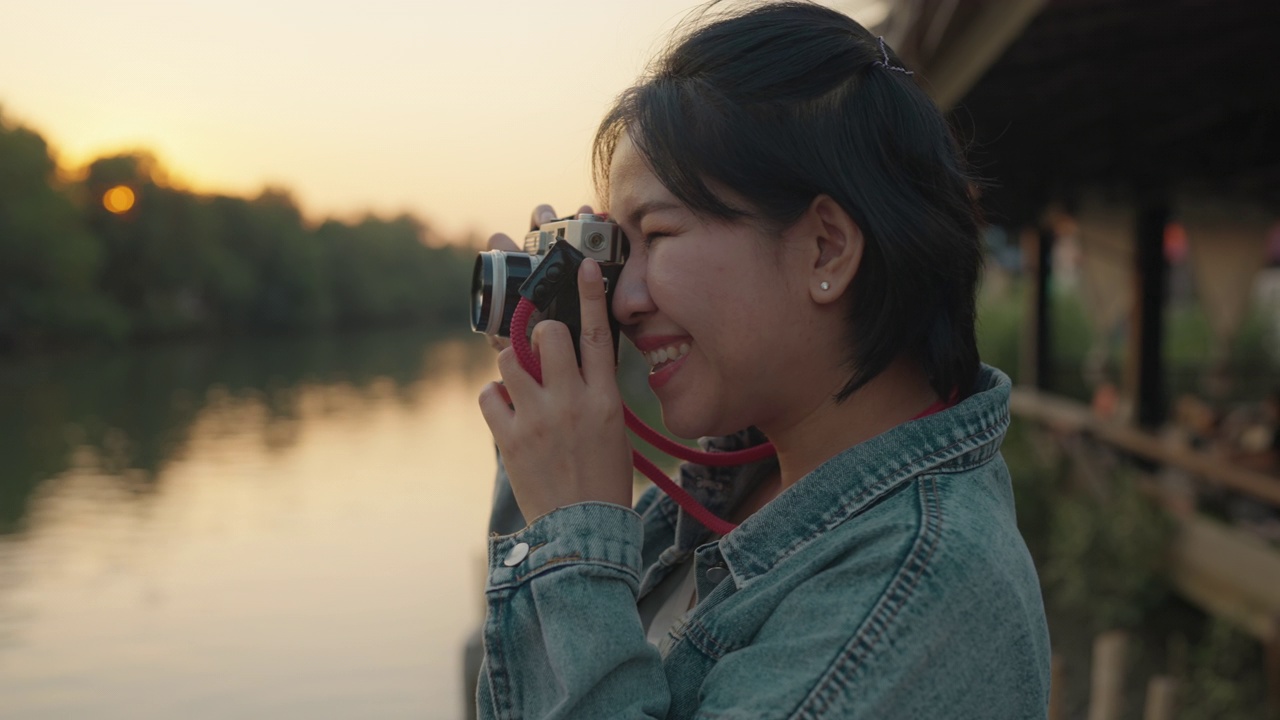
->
[470,213,626,359]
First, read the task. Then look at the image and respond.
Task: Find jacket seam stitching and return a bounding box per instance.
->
[790,475,944,720]
[751,419,997,578]
[486,557,639,592]
[483,598,514,720]
[686,616,732,660]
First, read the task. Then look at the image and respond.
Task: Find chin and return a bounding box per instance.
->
[655,407,697,440]
[658,399,744,441]
[657,399,708,440]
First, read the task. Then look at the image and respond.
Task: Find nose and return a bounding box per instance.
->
[611,253,654,327]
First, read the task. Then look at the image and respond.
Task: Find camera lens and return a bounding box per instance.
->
[471,250,538,337]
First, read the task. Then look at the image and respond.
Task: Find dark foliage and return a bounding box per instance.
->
[0,108,472,351]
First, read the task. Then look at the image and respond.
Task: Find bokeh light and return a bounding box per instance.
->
[103,185,135,214]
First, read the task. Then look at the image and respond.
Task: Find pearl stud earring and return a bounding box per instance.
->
[819,281,830,291]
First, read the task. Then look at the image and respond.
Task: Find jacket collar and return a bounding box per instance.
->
[717,364,1012,587]
[666,426,776,554]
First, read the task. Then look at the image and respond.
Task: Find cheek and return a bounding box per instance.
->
[644,267,691,315]
[643,247,696,304]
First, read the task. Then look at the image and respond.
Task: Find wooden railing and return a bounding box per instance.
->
[1009,387,1280,718]
[1010,387,1280,506]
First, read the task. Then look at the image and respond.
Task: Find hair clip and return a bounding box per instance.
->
[873,36,914,76]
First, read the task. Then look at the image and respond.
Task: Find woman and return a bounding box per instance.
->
[476,2,1051,717]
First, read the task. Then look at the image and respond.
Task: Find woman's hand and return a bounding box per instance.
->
[478,207,632,523]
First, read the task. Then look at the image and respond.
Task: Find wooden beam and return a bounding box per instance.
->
[1048,654,1067,720]
[1088,631,1129,720]
[923,0,1047,111]
[1268,616,1280,720]
[1009,388,1280,507]
[1167,515,1280,641]
[1143,676,1178,720]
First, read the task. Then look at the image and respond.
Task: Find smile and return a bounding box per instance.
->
[644,342,690,372]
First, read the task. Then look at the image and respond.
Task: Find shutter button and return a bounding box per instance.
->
[504,542,530,567]
[706,565,729,583]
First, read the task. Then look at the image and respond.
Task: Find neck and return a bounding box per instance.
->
[762,358,938,490]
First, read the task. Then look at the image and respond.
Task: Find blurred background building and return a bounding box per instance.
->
[878,1,1280,717]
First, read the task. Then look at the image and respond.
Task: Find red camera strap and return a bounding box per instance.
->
[508,297,948,536]
[511,297,749,534]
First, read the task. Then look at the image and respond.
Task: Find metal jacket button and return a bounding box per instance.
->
[504,542,530,567]
[706,566,729,583]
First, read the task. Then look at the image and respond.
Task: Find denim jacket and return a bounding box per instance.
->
[478,365,1051,719]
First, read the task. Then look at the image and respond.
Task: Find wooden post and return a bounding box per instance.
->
[1088,631,1129,720]
[1143,676,1177,720]
[1048,653,1067,720]
[1021,225,1054,390]
[1126,202,1169,429]
[1268,615,1280,720]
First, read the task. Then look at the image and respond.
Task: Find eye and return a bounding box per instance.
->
[641,231,668,247]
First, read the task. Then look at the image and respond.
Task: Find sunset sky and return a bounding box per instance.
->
[0,0,885,244]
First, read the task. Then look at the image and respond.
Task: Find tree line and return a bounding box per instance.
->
[0,108,476,352]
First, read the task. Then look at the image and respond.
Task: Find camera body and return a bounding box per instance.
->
[471,213,626,359]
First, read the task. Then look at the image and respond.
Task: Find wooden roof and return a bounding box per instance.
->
[886,0,1280,225]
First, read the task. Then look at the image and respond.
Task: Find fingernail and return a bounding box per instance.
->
[581,258,601,281]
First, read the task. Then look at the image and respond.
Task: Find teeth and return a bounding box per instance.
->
[645,343,690,369]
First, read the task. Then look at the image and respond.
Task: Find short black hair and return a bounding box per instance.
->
[594,1,984,402]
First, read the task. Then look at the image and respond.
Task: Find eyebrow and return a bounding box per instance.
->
[624,200,682,229]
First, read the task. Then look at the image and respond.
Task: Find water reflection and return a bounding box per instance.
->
[0,330,495,535]
[0,329,500,719]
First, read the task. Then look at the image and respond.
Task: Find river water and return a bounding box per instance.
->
[0,330,514,719]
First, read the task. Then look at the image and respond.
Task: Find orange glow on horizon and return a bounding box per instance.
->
[103,185,135,214]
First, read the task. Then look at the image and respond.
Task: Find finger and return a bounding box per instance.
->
[488,232,519,253]
[578,204,594,216]
[576,258,616,384]
[478,381,514,433]
[531,320,581,388]
[530,204,557,231]
[487,335,512,353]
[496,346,540,401]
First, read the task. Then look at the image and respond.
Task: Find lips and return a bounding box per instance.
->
[647,351,688,390]
[632,335,693,389]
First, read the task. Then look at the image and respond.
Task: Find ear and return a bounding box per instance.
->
[802,194,864,304]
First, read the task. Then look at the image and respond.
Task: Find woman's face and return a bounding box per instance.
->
[608,136,836,439]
